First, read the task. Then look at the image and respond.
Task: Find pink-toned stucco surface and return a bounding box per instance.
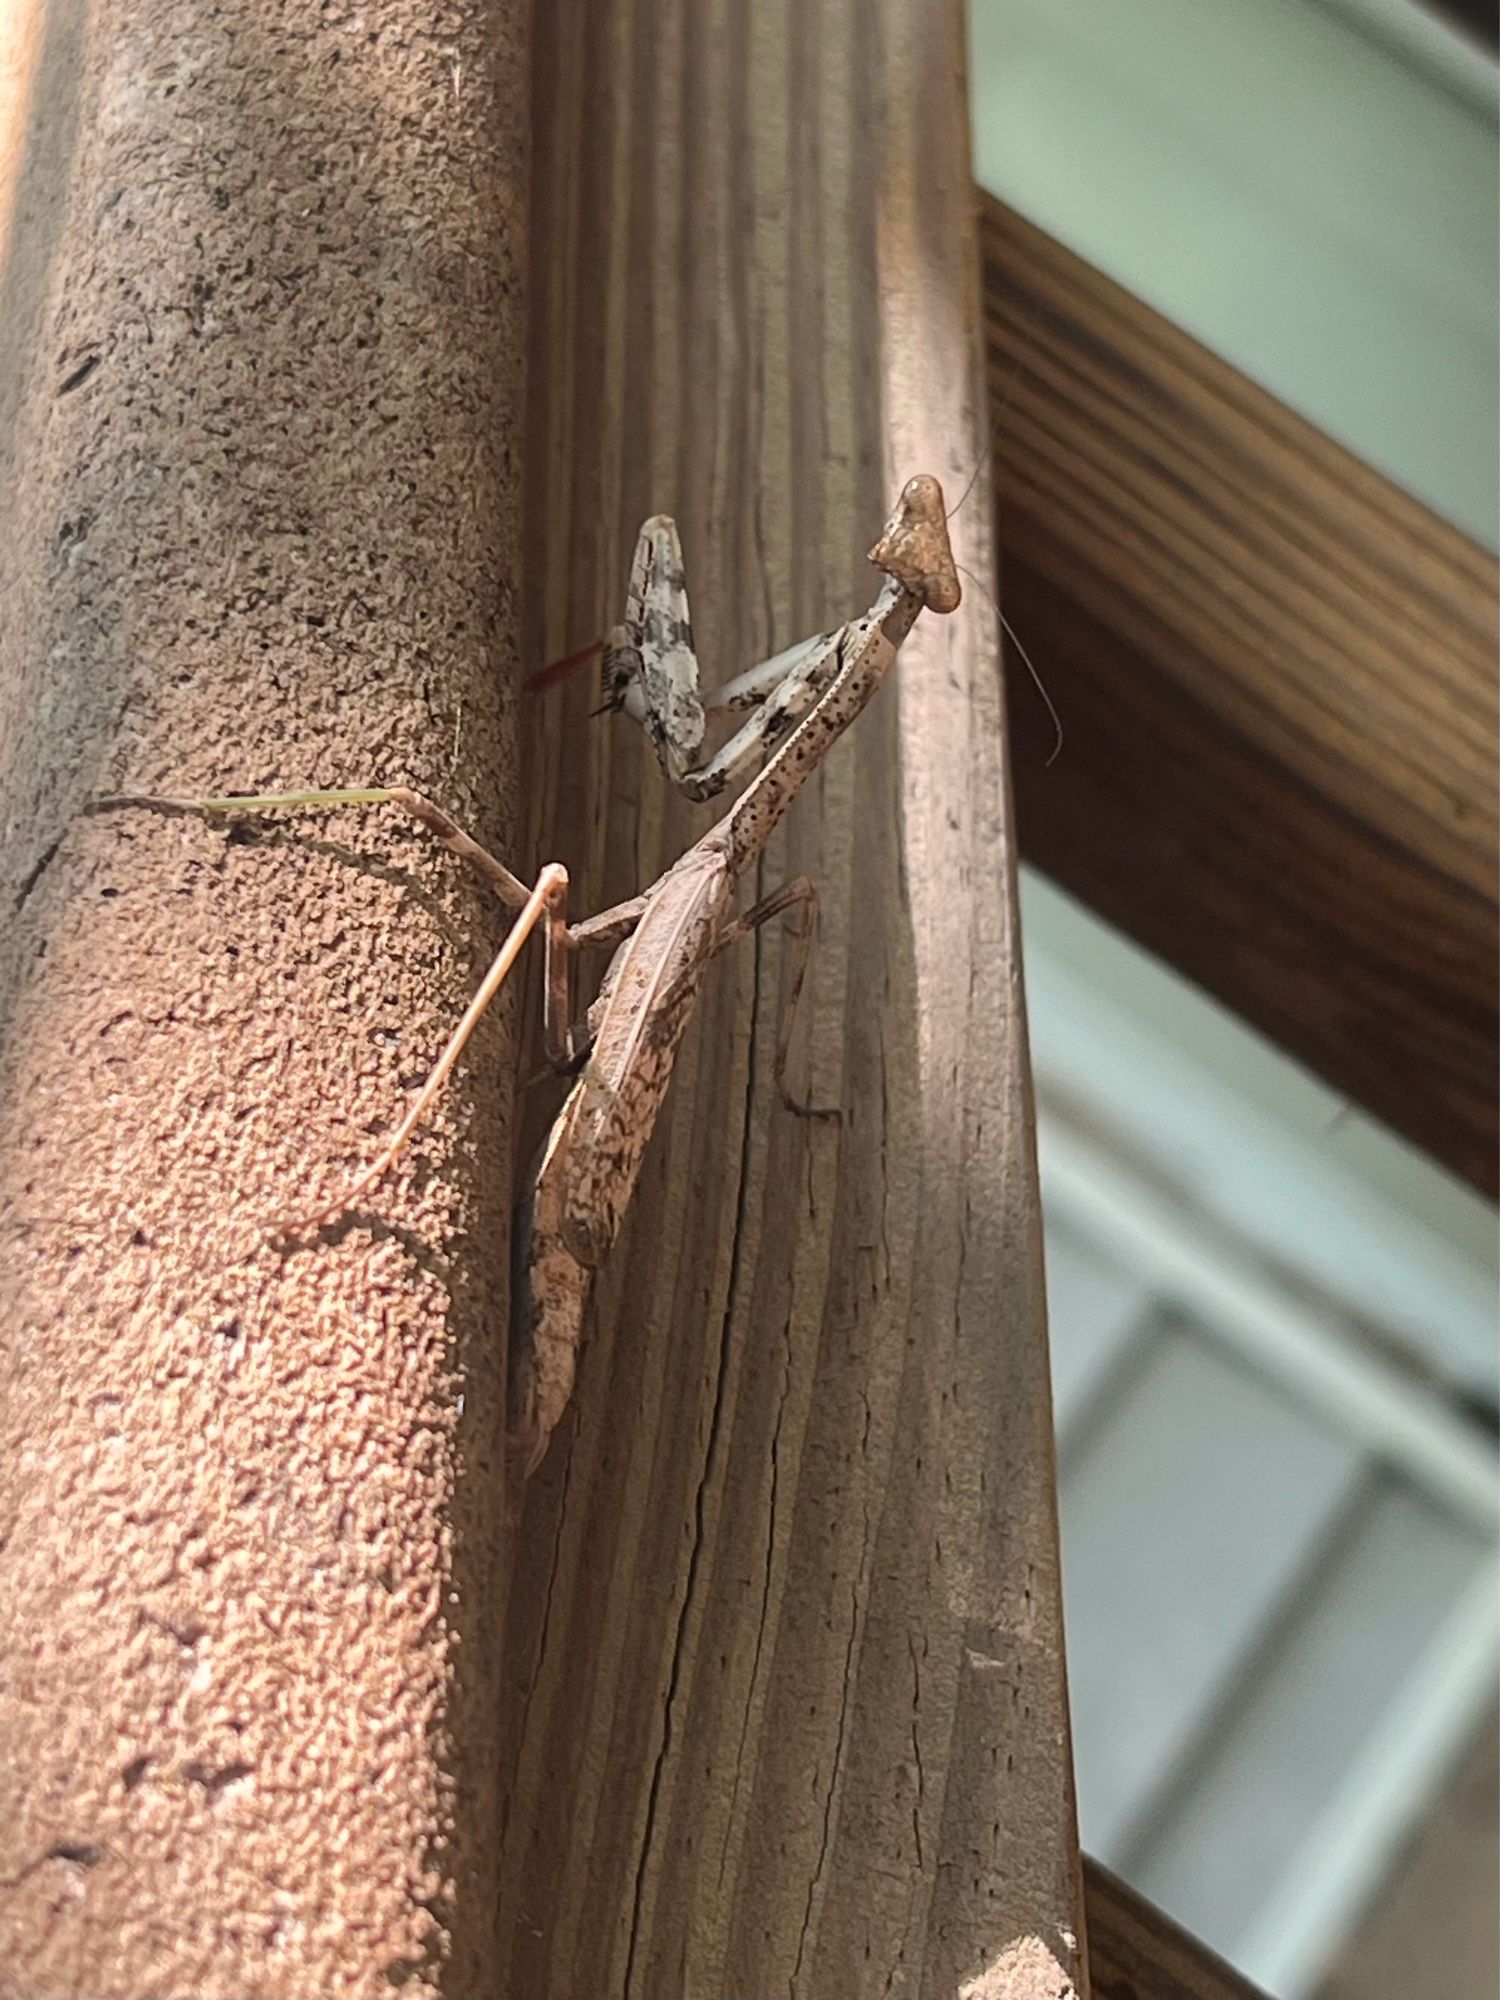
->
[0,4,528,1992]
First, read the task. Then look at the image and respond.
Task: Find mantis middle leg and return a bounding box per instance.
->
[709,875,837,1120]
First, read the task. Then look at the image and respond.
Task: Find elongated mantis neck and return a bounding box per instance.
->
[718,574,920,874]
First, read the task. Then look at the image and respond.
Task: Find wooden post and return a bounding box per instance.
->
[0,2,528,1992]
[500,4,1086,1995]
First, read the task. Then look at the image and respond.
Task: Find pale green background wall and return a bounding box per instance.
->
[971,0,1499,546]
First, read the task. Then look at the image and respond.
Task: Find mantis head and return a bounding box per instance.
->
[867,474,962,616]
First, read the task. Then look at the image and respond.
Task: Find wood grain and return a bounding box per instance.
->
[1084,1859,1272,2000]
[497,8,1083,1998]
[983,197,1499,1196]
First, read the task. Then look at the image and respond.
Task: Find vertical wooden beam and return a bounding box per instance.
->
[0,2,528,1992]
[501,5,1084,1996]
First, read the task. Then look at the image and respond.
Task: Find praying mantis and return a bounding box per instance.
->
[101,475,960,1475]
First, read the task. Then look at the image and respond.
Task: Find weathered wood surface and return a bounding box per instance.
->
[1084,1859,1272,2000]
[983,197,1499,1197]
[0,1,528,1992]
[497,6,1083,1998]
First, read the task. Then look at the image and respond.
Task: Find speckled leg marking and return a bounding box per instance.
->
[598,514,850,804]
[600,515,706,788]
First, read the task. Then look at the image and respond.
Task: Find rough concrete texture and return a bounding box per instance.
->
[0,2,527,1994]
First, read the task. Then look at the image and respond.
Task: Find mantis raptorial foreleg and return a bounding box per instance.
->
[597,511,841,806]
[704,637,827,716]
[599,514,707,788]
[654,635,846,805]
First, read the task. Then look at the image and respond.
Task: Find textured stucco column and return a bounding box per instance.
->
[0,2,528,1994]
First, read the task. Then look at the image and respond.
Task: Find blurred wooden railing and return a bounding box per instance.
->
[983,196,1498,1197]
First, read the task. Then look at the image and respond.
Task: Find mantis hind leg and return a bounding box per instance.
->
[713,875,840,1121]
[98,780,598,1065]
[93,783,536,909]
[523,891,651,1081]
[279,861,573,1233]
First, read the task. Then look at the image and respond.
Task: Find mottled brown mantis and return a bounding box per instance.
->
[105,476,960,1475]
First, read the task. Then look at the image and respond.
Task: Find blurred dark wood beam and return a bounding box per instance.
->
[1422,0,1497,52]
[983,196,1499,1197]
[1084,1860,1273,2000]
